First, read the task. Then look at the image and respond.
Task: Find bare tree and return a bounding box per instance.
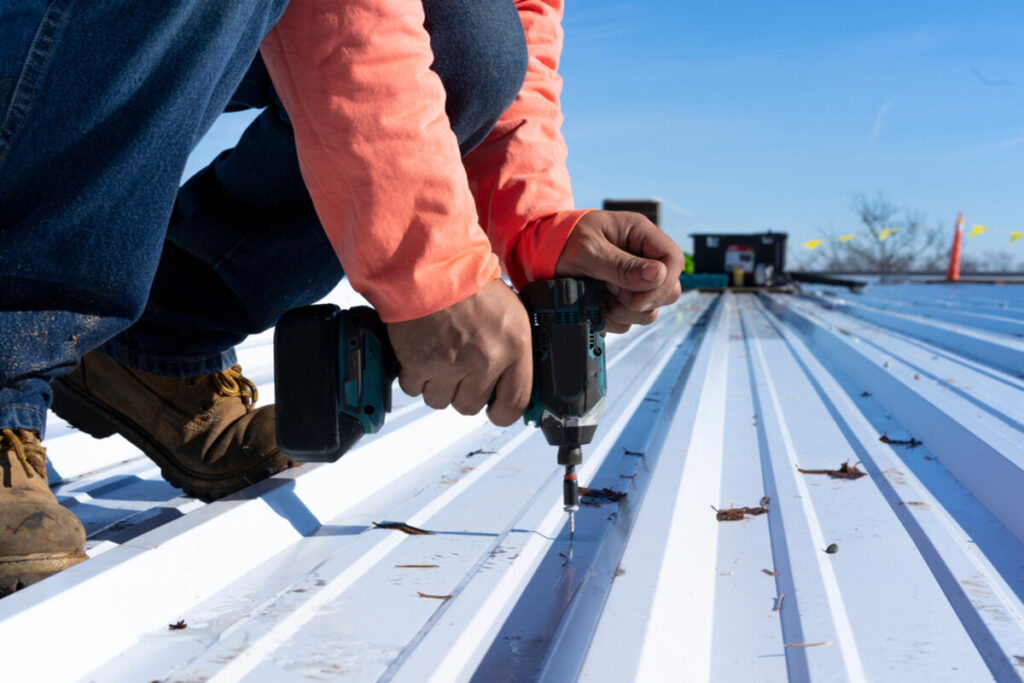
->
[803,193,947,272]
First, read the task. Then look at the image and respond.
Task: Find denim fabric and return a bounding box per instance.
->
[0,0,528,435]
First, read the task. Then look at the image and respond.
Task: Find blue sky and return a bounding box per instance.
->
[188,1,1023,264]
[558,1,1023,262]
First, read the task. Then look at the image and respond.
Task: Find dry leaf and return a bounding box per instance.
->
[715,506,768,521]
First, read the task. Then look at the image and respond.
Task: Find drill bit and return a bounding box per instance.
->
[563,462,579,541]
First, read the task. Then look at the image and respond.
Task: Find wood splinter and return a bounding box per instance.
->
[417,591,452,600]
[784,640,834,648]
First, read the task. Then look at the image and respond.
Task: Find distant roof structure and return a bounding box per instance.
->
[2,282,1022,682]
[602,198,660,227]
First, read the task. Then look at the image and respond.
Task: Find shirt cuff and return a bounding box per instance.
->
[506,208,593,289]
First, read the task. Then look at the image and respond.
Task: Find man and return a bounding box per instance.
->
[0,0,682,595]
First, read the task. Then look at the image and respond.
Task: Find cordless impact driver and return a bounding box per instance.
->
[273,278,607,537]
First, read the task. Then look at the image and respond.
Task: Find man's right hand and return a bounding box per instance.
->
[387,279,532,427]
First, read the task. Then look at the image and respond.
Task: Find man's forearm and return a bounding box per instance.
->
[260,0,500,323]
[463,0,585,289]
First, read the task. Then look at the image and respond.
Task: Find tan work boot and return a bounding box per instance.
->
[0,429,87,596]
[51,352,292,501]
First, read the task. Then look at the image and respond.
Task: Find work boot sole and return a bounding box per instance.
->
[51,377,286,502]
[0,551,88,597]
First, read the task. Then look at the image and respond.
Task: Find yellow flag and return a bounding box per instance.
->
[804,239,824,249]
[967,224,988,238]
[839,234,859,242]
[1011,231,1023,244]
[879,228,897,242]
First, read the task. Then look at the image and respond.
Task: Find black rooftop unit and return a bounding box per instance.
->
[603,199,660,227]
[691,232,787,286]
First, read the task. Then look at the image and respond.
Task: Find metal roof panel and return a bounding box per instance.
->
[2,283,1022,682]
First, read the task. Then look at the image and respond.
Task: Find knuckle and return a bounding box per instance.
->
[476,339,504,367]
[489,408,515,427]
[452,400,479,416]
[398,375,420,397]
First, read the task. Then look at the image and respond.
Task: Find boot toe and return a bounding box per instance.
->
[0,496,87,560]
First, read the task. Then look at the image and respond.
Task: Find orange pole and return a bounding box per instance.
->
[946,212,963,281]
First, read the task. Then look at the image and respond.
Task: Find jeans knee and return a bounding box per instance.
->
[423,0,528,155]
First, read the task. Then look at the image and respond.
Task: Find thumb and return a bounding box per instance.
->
[590,243,667,292]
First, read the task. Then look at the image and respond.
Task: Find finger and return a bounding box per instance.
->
[451,372,497,416]
[627,220,686,278]
[398,369,426,398]
[587,241,667,294]
[628,277,683,313]
[421,378,459,411]
[486,350,532,427]
[607,294,658,326]
[605,319,631,334]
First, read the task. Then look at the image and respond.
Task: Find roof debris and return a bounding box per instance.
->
[784,640,834,648]
[168,620,187,631]
[373,522,435,535]
[879,432,922,448]
[416,592,452,600]
[714,505,768,521]
[797,460,866,480]
[579,487,627,506]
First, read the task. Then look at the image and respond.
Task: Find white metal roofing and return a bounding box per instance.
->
[2,282,1023,682]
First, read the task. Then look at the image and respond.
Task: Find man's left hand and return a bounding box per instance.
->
[554,210,684,333]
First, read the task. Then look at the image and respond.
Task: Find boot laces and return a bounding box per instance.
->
[1,429,47,479]
[208,366,259,411]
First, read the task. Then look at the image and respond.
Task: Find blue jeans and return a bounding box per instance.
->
[0,0,528,436]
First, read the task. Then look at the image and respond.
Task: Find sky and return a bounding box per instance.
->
[187,1,1023,266]
[557,1,1023,264]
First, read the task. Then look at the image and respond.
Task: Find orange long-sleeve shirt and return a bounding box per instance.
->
[260,0,589,322]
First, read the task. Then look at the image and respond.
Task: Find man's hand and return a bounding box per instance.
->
[555,210,684,333]
[387,279,532,426]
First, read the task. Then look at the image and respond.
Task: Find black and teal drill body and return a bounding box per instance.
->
[520,278,608,539]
